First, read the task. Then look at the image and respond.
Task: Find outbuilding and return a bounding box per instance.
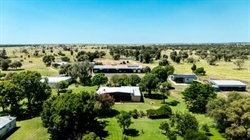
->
[169,74,197,83]
[208,80,247,91]
[0,116,16,139]
[41,76,72,88]
[96,86,142,102]
[93,65,143,73]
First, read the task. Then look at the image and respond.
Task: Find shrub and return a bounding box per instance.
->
[139,110,146,118]
[0,73,6,78]
[129,109,139,119]
[146,105,172,119]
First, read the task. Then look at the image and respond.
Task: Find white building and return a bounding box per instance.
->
[97,86,142,102]
[41,76,72,88]
[51,62,69,66]
[0,116,16,139]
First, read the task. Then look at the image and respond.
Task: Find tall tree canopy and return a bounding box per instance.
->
[69,62,93,85]
[182,82,216,113]
[139,73,159,97]
[11,71,51,114]
[206,92,250,139]
[41,92,106,140]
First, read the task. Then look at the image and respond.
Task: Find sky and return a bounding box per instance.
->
[0,0,249,44]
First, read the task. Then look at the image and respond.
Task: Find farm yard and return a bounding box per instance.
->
[0,44,249,140]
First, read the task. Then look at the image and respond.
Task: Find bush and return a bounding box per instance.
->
[0,73,6,78]
[146,105,172,119]
[139,110,146,118]
[129,109,139,119]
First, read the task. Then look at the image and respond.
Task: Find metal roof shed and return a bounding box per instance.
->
[209,80,247,91]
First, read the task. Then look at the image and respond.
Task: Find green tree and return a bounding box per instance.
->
[9,61,22,69]
[191,63,197,72]
[2,81,24,115]
[41,92,103,140]
[170,112,199,136]
[110,74,120,86]
[59,63,72,76]
[116,111,133,132]
[11,71,52,114]
[143,66,151,73]
[158,58,169,66]
[182,82,216,113]
[61,56,70,62]
[91,73,108,86]
[151,66,168,82]
[165,65,175,76]
[42,55,55,66]
[139,73,159,97]
[55,80,69,96]
[128,74,141,86]
[0,59,11,71]
[234,59,245,70]
[159,121,170,134]
[194,67,206,76]
[206,92,248,134]
[158,82,171,103]
[69,62,93,85]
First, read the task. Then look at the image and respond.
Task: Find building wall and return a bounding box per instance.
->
[184,78,195,83]
[0,119,16,138]
[131,96,141,102]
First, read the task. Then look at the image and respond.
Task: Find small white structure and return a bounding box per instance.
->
[0,116,16,139]
[41,76,72,88]
[169,74,197,84]
[51,62,69,66]
[97,86,142,102]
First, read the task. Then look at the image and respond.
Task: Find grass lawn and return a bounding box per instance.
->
[7,117,49,140]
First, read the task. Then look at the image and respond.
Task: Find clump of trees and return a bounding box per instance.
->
[182,82,216,113]
[160,112,208,140]
[110,74,141,87]
[59,62,93,85]
[0,71,51,117]
[42,55,55,66]
[41,91,113,140]
[206,92,250,140]
[91,73,108,86]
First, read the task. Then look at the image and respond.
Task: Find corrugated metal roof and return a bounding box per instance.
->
[0,116,16,129]
[93,65,142,69]
[209,80,246,87]
[97,86,141,96]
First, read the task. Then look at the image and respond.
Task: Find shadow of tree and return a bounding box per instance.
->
[99,109,120,118]
[144,93,168,100]
[123,128,139,137]
[2,126,20,140]
[93,120,109,138]
[166,100,180,106]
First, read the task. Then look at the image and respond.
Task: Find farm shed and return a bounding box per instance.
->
[41,76,72,88]
[208,80,247,91]
[97,86,142,102]
[169,74,197,83]
[0,116,16,139]
[93,65,143,73]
